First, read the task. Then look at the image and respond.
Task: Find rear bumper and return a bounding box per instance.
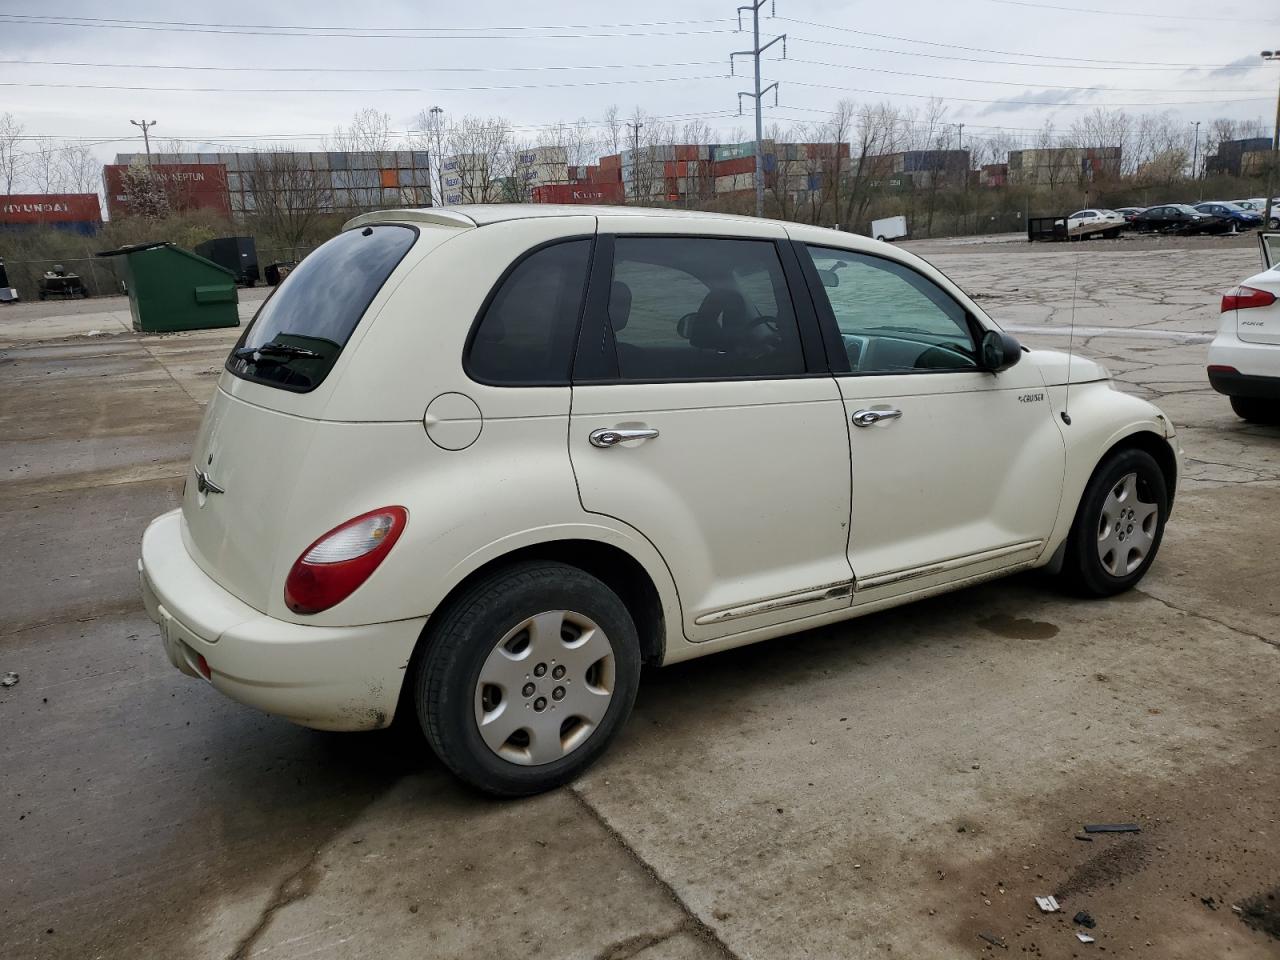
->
[1207,368,1280,399]
[139,510,427,731]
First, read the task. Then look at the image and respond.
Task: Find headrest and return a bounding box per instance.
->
[688,289,749,350]
[609,281,632,332]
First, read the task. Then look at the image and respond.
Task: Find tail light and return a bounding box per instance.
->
[285,507,407,614]
[1221,286,1277,312]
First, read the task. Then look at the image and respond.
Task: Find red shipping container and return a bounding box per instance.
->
[675,145,701,162]
[103,163,231,219]
[590,165,622,183]
[0,193,101,225]
[533,182,624,204]
[599,154,622,170]
[713,157,756,177]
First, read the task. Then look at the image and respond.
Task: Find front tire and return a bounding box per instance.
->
[1230,395,1280,423]
[1062,448,1168,597]
[416,561,641,796]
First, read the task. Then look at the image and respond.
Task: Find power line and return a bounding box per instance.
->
[787,58,1269,94]
[789,35,1256,72]
[0,12,731,32]
[981,0,1276,25]
[780,77,1272,107]
[0,15,735,41]
[0,57,726,74]
[0,74,735,95]
[775,16,1262,67]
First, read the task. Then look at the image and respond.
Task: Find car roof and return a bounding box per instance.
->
[344,204,774,231]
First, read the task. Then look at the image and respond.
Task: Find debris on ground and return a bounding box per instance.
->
[1083,823,1141,833]
[1073,834,1094,842]
[1237,887,1280,940]
[1073,911,1096,928]
[1035,895,1061,913]
[978,931,1007,949]
[1076,931,1096,943]
[1,672,18,688]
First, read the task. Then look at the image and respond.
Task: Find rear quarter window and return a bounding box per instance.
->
[227,224,417,392]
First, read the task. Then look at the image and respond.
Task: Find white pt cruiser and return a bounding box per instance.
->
[139,206,1181,795]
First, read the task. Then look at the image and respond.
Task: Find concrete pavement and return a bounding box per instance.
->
[2,238,1277,959]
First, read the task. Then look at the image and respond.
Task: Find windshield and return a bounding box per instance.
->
[1171,204,1202,214]
[227,224,417,392]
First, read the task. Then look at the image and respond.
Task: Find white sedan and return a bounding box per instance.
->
[138,205,1181,795]
[1066,208,1126,239]
[1208,233,1280,421]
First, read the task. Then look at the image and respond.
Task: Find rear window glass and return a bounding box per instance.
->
[227,224,416,391]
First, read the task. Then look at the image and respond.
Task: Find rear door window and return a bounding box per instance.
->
[227,224,416,391]
[466,239,592,385]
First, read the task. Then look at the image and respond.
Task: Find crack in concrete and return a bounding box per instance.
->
[1133,587,1279,650]
[593,924,687,960]
[568,786,743,960]
[225,846,325,960]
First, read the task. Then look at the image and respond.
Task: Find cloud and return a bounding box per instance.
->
[1186,55,1263,82]
[976,87,1101,117]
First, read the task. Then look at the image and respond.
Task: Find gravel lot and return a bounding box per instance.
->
[1,233,1277,960]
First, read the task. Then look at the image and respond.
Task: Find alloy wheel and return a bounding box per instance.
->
[1096,471,1159,577]
[473,610,616,765]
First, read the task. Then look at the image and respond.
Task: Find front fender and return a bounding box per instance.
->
[1043,381,1180,558]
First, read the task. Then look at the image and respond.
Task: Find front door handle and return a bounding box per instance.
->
[589,427,660,447]
[851,408,903,428]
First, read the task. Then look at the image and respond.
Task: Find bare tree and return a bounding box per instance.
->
[242,149,333,249]
[444,115,511,203]
[602,105,624,157]
[843,101,904,232]
[328,108,393,210]
[0,113,26,194]
[56,143,101,194]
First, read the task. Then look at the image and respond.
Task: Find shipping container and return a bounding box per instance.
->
[102,163,231,220]
[531,182,624,204]
[599,154,621,170]
[0,193,102,227]
[713,157,756,177]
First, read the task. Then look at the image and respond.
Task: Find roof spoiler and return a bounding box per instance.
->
[342,209,477,231]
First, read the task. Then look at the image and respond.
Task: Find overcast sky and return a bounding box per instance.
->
[3,0,1277,165]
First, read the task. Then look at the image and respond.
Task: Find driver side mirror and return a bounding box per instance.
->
[980,330,1023,373]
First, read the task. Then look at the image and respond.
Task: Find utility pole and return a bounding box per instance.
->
[1191,120,1201,196]
[1264,50,1280,231]
[428,105,444,206]
[731,1,785,218]
[626,120,643,205]
[130,119,157,164]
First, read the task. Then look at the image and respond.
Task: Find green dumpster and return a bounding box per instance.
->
[96,241,239,332]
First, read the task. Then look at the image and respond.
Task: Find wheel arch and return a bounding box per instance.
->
[397,534,675,724]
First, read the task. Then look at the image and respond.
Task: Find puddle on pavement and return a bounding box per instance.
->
[977,614,1061,640]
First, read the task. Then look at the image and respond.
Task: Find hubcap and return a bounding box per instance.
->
[473,610,616,766]
[1096,471,1159,577]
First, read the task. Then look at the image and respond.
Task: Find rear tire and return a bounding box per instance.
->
[1230,395,1280,423]
[1062,448,1168,597]
[416,561,641,797]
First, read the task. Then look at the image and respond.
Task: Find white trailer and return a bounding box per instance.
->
[871,215,908,242]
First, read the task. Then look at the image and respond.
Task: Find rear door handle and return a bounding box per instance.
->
[589,427,660,447]
[851,408,902,428]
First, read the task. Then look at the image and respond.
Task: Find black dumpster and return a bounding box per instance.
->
[194,236,260,286]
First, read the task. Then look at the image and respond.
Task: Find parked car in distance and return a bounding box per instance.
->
[1194,201,1262,229]
[1113,206,1146,225]
[1208,232,1280,422]
[1132,204,1230,235]
[1065,209,1126,239]
[1238,199,1280,229]
[138,204,1182,796]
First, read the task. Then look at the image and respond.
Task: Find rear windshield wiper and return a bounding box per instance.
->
[233,340,321,362]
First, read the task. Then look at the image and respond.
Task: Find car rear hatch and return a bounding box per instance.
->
[1233,268,1280,345]
[179,217,462,612]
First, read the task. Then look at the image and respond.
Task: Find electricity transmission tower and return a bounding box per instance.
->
[731,1,786,218]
